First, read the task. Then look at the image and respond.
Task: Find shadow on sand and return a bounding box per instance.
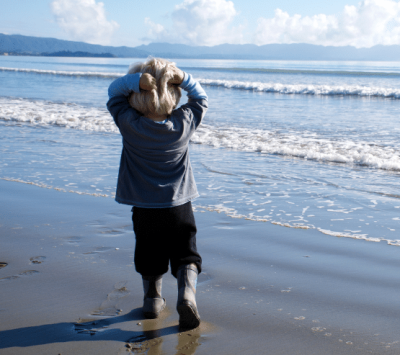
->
[0,307,202,354]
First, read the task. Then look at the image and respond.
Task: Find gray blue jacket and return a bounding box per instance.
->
[107,72,208,207]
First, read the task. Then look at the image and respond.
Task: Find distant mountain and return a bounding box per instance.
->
[42,51,117,58]
[1,33,400,61]
[0,33,148,58]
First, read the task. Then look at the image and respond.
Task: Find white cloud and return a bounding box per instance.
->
[51,0,119,45]
[254,0,400,48]
[144,0,243,46]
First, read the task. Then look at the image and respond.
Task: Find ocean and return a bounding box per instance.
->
[1,56,399,246]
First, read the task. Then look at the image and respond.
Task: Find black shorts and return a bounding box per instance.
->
[132,201,202,278]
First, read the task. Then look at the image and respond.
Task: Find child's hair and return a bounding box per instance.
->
[127,57,182,116]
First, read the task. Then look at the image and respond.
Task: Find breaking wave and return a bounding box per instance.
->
[0,67,123,79]
[0,97,117,132]
[1,97,399,172]
[197,79,400,99]
[192,124,400,171]
[2,67,400,99]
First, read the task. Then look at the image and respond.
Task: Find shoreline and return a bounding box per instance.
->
[1,179,400,354]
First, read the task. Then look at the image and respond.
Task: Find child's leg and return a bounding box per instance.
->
[165,201,202,278]
[132,206,170,276]
[132,206,170,318]
[163,201,201,329]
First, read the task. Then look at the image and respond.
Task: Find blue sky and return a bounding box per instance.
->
[1,0,400,48]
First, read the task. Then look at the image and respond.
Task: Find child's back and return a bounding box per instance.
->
[107,57,207,207]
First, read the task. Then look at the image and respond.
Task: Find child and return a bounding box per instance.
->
[107,57,208,330]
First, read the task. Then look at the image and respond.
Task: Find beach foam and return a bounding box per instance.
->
[193,124,400,171]
[184,66,400,77]
[2,66,400,99]
[198,79,400,99]
[0,177,113,197]
[0,67,123,79]
[193,204,400,245]
[1,97,399,171]
[0,97,117,132]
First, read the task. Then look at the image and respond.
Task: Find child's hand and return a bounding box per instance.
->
[139,73,157,91]
[169,67,185,85]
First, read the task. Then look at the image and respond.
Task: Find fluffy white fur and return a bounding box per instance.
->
[128,57,182,117]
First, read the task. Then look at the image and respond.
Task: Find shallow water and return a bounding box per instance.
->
[0,56,399,245]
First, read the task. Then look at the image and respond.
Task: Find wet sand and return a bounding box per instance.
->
[1,179,400,355]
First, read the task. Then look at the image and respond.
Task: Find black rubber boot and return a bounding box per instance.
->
[142,275,166,319]
[176,263,200,330]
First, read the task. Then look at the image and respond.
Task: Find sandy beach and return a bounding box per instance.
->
[1,178,400,355]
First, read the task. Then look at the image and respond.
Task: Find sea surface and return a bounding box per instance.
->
[1,56,400,245]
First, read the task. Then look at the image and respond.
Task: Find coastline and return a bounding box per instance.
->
[1,179,400,354]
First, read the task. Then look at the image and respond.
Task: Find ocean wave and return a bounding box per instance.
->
[4,175,398,245]
[4,65,400,78]
[192,124,400,171]
[0,97,118,132]
[1,177,113,197]
[185,66,400,77]
[192,205,400,245]
[198,79,400,99]
[2,67,400,99]
[0,67,123,79]
[1,97,399,171]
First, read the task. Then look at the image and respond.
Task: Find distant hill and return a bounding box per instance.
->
[0,33,148,58]
[1,33,400,61]
[42,51,117,58]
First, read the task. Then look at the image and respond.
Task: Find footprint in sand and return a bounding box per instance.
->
[83,247,114,255]
[30,256,46,264]
[0,262,8,269]
[90,281,130,317]
[65,236,83,245]
[0,270,39,281]
[125,336,161,353]
[99,228,126,236]
[74,320,110,335]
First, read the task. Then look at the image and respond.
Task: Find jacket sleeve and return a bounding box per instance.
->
[106,73,142,129]
[176,73,208,129]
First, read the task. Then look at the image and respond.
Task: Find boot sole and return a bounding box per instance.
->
[177,301,200,330]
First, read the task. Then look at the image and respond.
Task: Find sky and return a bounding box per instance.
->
[1,0,400,48]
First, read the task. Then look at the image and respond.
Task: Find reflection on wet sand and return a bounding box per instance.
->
[125,316,202,355]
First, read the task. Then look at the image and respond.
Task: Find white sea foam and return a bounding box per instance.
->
[198,79,400,99]
[193,204,399,245]
[1,178,113,197]
[3,66,400,99]
[0,67,123,79]
[1,97,400,171]
[317,228,381,243]
[192,124,400,171]
[0,97,118,133]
